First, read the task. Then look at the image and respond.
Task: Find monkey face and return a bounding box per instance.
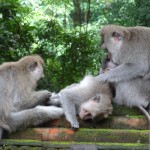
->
[100,25,125,59]
[79,94,113,121]
[30,61,44,81]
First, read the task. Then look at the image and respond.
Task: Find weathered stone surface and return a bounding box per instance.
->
[3,128,150,144]
[0,140,149,150]
[1,105,149,149]
[42,116,149,130]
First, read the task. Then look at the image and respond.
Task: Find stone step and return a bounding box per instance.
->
[42,115,149,130]
[0,140,149,150]
[4,128,150,144]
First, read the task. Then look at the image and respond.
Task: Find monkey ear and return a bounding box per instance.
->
[29,61,38,71]
[93,95,101,103]
[112,32,122,41]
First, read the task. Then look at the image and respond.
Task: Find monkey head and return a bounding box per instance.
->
[79,94,113,121]
[100,25,131,62]
[18,55,44,81]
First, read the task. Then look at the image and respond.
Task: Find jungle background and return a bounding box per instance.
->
[0,0,150,91]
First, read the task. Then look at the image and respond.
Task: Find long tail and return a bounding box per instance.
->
[137,105,150,123]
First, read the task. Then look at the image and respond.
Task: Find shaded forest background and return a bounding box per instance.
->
[0,0,150,91]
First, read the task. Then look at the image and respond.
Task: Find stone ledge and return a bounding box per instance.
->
[42,116,149,130]
[0,140,149,150]
[4,128,150,144]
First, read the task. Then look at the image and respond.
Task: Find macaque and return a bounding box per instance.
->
[49,75,113,130]
[95,25,150,83]
[0,55,63,139]
[101,56,150,122]
[79,94,112,121]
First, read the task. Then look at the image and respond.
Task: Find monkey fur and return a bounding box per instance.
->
[101,56,150,122]
[49,75,113,130]
[0,55,63,139]
[95,25,150,83]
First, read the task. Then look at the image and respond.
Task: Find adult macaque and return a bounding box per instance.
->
[0,55,63,139]
[101,56,150,122]
[95,25,150,83]
[49,75,113,130]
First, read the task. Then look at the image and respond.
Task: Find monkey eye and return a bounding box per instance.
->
[83,109,88,113]
[93,95,101,103]
[112,32,122,40]
[30,61,38,71]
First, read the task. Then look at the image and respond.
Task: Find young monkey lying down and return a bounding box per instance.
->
[49,75,113,130]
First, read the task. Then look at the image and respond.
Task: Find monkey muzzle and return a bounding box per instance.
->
[79,110,93,121]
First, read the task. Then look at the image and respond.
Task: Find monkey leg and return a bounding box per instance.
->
[8,106,64,132]
[137,105,150,123]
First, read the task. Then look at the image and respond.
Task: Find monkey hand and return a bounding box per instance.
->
[94,74,108,82]
[47,93,61,106]
[71,120,79,131]
[39,90,52,102]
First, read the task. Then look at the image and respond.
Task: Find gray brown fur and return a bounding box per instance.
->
[49,75,113,130]
[101,56,150,122]
[96,25,150,122]
[95,25,150,83]
[0,55,63,139]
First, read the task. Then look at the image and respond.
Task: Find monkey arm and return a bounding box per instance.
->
[60,93,79,130]
[62,100,79,130]
[8,106,64,132]
[23,90,51,108]
[95,63,147,83]
[31,90,51,105]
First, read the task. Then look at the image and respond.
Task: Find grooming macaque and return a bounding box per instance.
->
[95,25,150,83]
[101,56,150,122]
[0,55,63,139]
[49,75,113,130]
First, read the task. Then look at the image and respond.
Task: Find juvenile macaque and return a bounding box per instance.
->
[49,75,113,130]
[95,25,150,83]
[0,55,63,139]
[79,94,112,121]
[102,56,150,122]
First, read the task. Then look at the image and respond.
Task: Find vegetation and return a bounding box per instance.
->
[0,0,150,91]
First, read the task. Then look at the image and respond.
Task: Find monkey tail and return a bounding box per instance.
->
[137,106,150,123]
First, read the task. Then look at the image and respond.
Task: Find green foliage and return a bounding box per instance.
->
[0,0,150,91]
[0,0,34,62]
[34,20,102,91]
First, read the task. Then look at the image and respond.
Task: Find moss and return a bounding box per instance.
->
[1,139,42,147]
[0,140,149,149]
[127,115,146,118]
[5,128,41,141]
[113,105,142,116]
[78,128,149,133]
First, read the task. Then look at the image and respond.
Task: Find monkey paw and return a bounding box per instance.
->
[71,121,79,131]
[41,90,52,99]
